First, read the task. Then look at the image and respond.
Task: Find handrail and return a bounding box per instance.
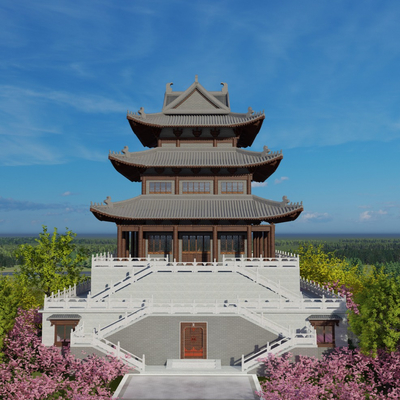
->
[241,326,317,372]
[44,295,346,311]
[71,326,145,371]
[300,278,341,298]
[46,280,91,300]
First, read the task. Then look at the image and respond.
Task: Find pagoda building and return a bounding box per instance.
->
[41,77,348,376]
[90,76,303,261]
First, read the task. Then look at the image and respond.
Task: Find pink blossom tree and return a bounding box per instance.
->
[0,308,130,400]
[258,348,400,399]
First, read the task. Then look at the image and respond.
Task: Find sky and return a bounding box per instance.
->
[1,0,400,236]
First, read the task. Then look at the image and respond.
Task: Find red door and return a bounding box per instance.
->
[181,323,207,359]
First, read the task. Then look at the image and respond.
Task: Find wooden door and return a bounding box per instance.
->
[181,235,211,262]
[181,322,207,359]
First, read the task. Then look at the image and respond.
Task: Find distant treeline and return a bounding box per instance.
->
[276,238,400,264]
[276,238,400,277]
[0,237,117,269]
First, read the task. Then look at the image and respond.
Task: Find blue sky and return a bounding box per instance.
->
[1,0,399,235]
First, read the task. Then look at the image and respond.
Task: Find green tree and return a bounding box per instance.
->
[15,226,88,297]
[298,243,369,294]
[349,273,400,356]
[0,276,40,356]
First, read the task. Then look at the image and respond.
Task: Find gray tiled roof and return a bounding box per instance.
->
[307,314,343,321]
[126,111,264,128]
[90,195,303,222]
[47,314,81,320]
[109,146,282,168]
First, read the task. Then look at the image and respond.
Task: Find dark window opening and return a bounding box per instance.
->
[220,235,245,254]
[148,234,172,254]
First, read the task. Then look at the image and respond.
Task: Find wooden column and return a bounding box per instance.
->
[266,228,271,258]
[175,176,179,194]
[121,231,127,258]
[130,231,136,258]
[256,233,261,257]
[213,225,218,261]
[263,231,268,258]
[270,223,276,257]
[142,177,146,195]
[138,226,144,258]
[117,225,123,257]
[173,225,179,261]
[247,175,252,194]
[247,226,252,257]
[213,176,218,194]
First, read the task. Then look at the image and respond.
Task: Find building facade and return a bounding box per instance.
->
[90,76,303,261]
[41,78,348,374]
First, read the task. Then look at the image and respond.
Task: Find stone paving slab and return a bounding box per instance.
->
[113,374,261,400]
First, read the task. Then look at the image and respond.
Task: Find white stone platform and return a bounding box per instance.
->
[113,374,261,400]
[167,359,221,370]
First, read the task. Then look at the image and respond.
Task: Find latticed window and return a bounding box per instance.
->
[182,235,211,252]
[149,182,172,194]
[221,182,244,194]
[220,235,245,253]
[148,234,172,253]
[182,182,211,194]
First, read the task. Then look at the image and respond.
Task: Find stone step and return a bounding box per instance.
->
[166,359,221,370]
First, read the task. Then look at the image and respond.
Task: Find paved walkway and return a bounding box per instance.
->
[113,374,261,400]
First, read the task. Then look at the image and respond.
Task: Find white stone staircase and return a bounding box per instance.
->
[240,330,316,372]
[88,262,300,302]
[71,324,146,372]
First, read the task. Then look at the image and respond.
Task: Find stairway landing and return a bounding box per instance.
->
[113,374,262,400]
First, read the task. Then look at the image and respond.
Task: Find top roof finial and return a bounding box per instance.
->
[195,75,198,83]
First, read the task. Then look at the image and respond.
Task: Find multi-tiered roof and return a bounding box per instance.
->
[91,77,303,226]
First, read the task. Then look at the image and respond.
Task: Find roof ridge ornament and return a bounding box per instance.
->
[138,107,146,119]
[166,82,173,93]
[246,107,254,118]
[121,146,131,155]
[262,145,270,154]
[280,196,290,207]
[195,74,198,83]
[104,196,113,207]
[221,82,228,94]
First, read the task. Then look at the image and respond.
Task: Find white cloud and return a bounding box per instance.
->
[359,209,388,222]
[0,85,127,114]
[274,176,289,185]
[300,212,332,223]
[360,211,372,221]
[251,182,268,188]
